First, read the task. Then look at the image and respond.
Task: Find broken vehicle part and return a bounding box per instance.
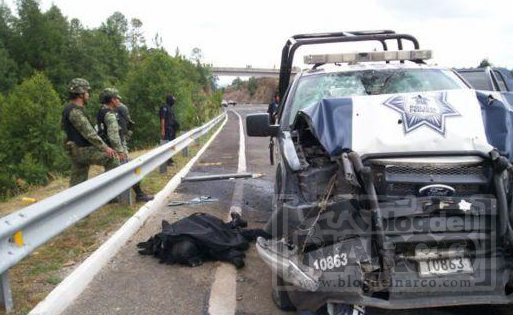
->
[168,195,219,207]
[181,172,262,182]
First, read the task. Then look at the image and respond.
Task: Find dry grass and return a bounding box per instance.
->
[0,134,212,315]
[0,149,153,218]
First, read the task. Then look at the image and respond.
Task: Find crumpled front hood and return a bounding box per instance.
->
[295,89,495,157]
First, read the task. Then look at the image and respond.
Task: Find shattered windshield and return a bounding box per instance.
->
[288,69,467,125]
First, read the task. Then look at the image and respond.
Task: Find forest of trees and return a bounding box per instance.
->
[0,0,222,198]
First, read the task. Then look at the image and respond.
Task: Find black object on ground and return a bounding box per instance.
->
[137,212,269,268]
[227,212,247,229]
[181,172,262,182]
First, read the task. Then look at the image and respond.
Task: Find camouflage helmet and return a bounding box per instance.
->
[99,87,122,104]
[68,78,91,94]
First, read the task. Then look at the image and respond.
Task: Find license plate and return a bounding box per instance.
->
[419,257,473,276]
[415,247,473,277]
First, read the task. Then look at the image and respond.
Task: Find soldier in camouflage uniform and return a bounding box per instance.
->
[61,78,120,187]
[97,88,126,160]
[99,88,153,202]
[117,103,135,146]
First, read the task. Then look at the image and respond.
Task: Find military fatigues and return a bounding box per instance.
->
[116,103,134,155]
[98,94,153,201]
[98,105,126,155]
[62,104,120,186]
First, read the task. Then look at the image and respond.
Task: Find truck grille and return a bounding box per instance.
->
[369,160,491,198]
[386,183,481,196]
[385,164,485,176]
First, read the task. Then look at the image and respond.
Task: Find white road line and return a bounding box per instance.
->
[233,109,247,173]
[229,109,245,216]
[208,109,246,315]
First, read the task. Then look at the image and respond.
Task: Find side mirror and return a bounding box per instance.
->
[246,113,278,137]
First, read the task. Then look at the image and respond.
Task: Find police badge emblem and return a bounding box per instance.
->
[383,92,460,135]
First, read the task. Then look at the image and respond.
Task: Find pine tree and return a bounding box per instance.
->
[478,58,492,68]
[0,73,66,193]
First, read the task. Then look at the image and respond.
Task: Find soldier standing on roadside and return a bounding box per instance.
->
[117,103,135,143]
[99,88,154,202]
[61,78,119,187]
[159,93,180,165]
[97,88,126,161]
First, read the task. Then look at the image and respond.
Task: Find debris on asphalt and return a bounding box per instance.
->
[237,276,254,285]
[198,162,223,166]
[137,212,270,269]
[181,172,263,182]
[168,195,219,207]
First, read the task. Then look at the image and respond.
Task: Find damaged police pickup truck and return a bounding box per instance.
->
[246,31,513,314]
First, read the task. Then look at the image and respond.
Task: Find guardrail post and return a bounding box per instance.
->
[182,147,189,157]
[118,189,133,205]
[1,271,13,313]
[159,140,169,174]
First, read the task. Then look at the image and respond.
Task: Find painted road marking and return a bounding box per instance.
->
[208,109,246,315]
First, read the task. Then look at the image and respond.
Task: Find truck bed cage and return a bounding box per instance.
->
[278,30,421,98]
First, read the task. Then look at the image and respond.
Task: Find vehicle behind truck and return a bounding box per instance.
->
[456,67,513,92]
[246,30,513,314]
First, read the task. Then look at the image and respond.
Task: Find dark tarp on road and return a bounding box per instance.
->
[138,212,268,269]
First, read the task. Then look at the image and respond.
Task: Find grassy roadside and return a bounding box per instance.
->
[0,148,150,218]
[0,129,217,315]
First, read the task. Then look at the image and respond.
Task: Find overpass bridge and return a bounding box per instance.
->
[211,66,300,78]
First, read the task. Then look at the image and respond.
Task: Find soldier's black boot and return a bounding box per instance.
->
[133,183,154,202]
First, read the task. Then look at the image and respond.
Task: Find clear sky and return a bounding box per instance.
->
[4,0,513,72]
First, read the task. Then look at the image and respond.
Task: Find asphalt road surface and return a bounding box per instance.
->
[61,105,511,315]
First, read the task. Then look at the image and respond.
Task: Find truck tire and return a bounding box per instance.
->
[272,273,296,311]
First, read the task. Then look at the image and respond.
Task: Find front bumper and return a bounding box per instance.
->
[256,237,321,292]
[256,237,513,311]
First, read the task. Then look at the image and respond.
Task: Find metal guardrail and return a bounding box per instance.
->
[0,112,227,312]
[211,66,300,78]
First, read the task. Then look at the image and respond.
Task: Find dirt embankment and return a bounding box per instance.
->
[223,77,278,104]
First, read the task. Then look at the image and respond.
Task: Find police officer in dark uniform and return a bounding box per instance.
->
[267,92,280,124]
[266,92,281,165]
[159,93,180,165]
